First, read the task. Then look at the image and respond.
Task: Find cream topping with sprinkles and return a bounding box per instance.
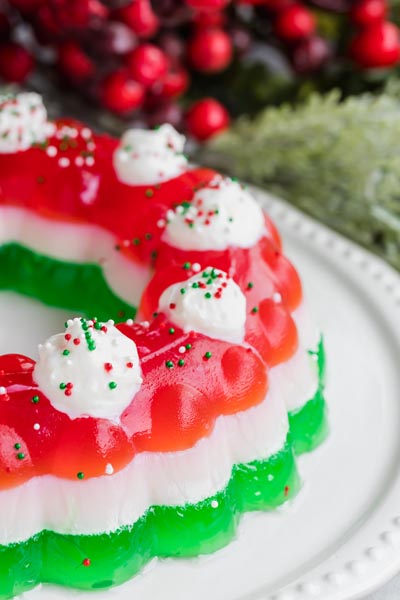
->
[33,318,142,421]
[162,176,266,251]
[113,124,188,185]
[0,92,54,154]
[158,267,246,343]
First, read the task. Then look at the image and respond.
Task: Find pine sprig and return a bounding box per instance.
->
[201,90,400,270]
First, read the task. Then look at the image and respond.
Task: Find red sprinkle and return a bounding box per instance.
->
[73,338,80,345]
[126,362,133,368]
[82,558,91,567]
[65,389,72,397]
[104,363,113,372]
[284,486,290,497]
[101,326,108,333]
[169,303,176,310]
[65,334,72,341]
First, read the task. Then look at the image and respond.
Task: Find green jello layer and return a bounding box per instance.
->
[0,243,136,322]
[0,441,299,598]
[289,338,328,455]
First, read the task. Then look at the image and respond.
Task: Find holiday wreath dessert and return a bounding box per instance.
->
[0,92,327,598]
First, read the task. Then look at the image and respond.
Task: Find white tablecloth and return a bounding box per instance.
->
[364,575,400,599]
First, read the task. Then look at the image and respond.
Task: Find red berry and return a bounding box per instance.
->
[193,10,226,27]
[185,98,230,141]
[100,70,145,114]
[275,4,316,41]
[187,28,233,73]
[350,0,387,27]
[350,21,400,68]
[58,41,95,82]
[0,42,34,83]
[185,0,230,10]
[291,35,331,74]
[126,44,169,87]
[159,67,190,99]
[147,102,184,130]
[114,0,159,38]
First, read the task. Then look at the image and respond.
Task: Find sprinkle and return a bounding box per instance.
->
[203,351,212,360]
[192,263,201,273]
[168,328,175,335]
[126,319,134,326]
[180,288,186,295]
[205,292,212,299]
[247,282,254,290]
[251,306,259,314]
[14,443,21,450]
[126,362,133,368]
[165,360,174,369]
[183,262,191,270]
[77,472,85,480]
[65,333,71,341]
[62,349,70,356]
[82,558,91,567]
[46,145,57,157]
[109,381,117,390]
[58,157,70,168]
[284,485,290,497]
[0,387,6,396]
[59,383,67,390]
[132,238,140,246]
[105,463,114,475]
[185,343,192,350]
[157,219,166,228]
[17,453,25,460]
[178,346,186,354]
[31,395,40,404]
[145,189,154,198]
[33,423,40,431]
[169,303,176,310]
[178,359,185,367]
[104,362,113,373]
[273,292,282,303]
[211,500,219,508]
[73,338,81,345]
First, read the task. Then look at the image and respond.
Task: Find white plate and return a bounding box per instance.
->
[3,190,400,600]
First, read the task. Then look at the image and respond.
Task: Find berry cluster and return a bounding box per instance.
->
[0,0,399,141]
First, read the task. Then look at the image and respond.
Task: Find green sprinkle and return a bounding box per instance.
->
[17,453,25,460]
[64,321,69,328]
[178,359,185,367]
[14,443,21,450]
[77,472,85,480]
[180,288,186,295]
[205,292,212,299]
[94,321,102,330]
[88,342,96,351]
[169,328,175,335]
[62,349,70,356]
[165,360,174,369]
[145,189,154,198]
[132,238,141,246]
[202,271,209,278]
[37,175,45,184]
[153,312,159,318]
[31,395,40,404]
[109,382,117,390]
[144,232,152,240]
[185,343,192,350]
[183,262,191,270]
[251,306,259,313]
[59,383,67,390]
[192,282,199,288]
[204,352,212,360]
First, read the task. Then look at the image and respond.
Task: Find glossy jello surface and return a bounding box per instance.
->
[0,96,327,599]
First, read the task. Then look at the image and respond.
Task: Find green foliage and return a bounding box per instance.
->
[201,90,400,270]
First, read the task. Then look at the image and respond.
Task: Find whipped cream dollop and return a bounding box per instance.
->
[113,124,188,185]
[158,267,246,343]
[0,92,54,154]
[163,176,265,251]
[34,318,142,421]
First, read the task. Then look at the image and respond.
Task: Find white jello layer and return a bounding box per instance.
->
[0,371,289,545]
